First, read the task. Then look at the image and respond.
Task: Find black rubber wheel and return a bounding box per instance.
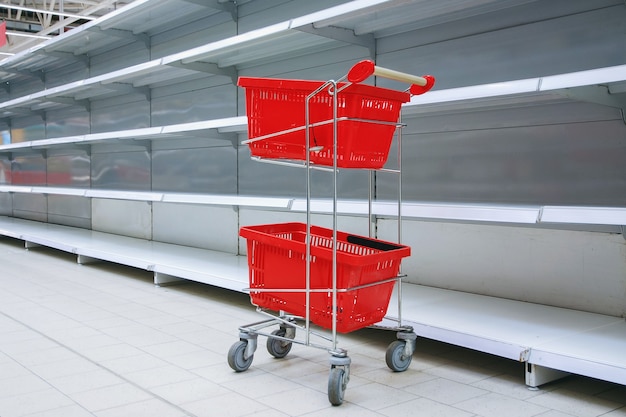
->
[385,340,412,372]
[328,366,347,406]
[227,340,253,372]
[266,328,293,359]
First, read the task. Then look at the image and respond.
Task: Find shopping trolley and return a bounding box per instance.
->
[228,60,435,406]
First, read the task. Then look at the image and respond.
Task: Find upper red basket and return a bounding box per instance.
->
[238,77,411,169]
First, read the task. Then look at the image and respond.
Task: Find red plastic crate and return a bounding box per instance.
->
[238,77,411,169]
[239,222,411,333]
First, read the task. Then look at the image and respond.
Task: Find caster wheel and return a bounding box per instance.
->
[227,340,253,372]
[386,340,412,372]
[267,328,293,359]
[328,366,347,406]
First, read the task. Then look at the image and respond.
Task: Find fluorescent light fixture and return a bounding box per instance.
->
[540,206,626,226]
[5,31,52,40]
[0,4,97,20]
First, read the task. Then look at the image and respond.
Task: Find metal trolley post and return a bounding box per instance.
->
[229,60,435,406]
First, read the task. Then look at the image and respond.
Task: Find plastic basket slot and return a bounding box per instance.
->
[346,235,403,251]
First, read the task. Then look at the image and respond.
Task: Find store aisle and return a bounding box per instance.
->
[0,236,625,417]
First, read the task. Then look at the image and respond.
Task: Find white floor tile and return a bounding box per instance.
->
[93,398,188,417]
[528,389,623,417]
[403,377,489,404]
[456,392,549,417]
[0,388,75,416]
[378,397,474,417]
[69,383,153,413]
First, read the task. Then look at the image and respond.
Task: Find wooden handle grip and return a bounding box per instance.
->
[347,60,435,95]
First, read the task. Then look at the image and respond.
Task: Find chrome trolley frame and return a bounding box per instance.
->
[228,61,435,406]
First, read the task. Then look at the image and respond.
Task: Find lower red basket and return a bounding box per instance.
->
[239,222,411,333]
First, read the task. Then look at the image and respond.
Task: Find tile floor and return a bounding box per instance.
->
[1,236,626,417]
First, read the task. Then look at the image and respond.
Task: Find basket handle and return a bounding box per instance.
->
[347,59,435,95]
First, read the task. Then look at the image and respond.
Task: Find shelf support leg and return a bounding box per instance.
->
[154,272,185,287]
[525,363,570,389]
[24,241,41,250]
[77,254,100,265]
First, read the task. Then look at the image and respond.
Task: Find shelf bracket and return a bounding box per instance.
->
[179,0,237,21]
[0,69,44,82]
[525,363,570,388]
[44,97,91,111]
[38,50,89,66]
[557,85,626,125]
[81,27,151,52]
[1,107,36,117]
[166,61,238,85]
[297,24,375,59]
[99,83,151,101]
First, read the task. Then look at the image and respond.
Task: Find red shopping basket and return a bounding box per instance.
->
[239,222,411,333]
[238,77,411,169]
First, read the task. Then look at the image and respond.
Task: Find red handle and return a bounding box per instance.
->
[347,60,435,95]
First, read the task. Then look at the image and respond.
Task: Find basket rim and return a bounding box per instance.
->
[240,222,411,266]
[237,76,411,103]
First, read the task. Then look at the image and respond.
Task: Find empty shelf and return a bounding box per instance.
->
[0,216,248,291]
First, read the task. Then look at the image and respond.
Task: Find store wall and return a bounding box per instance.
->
[0,0,625,316]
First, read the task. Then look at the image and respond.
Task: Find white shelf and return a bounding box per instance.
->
[0,116,248,153]
[384,284,626,385]
[405,64,626,115]
[0,216,248,291]
[291,199,542,224]
[1,0,625,120]
[2,63,625,150]
[0,186,293,209]
[540,206,626,226]
[0,1,388,118]
[3,185,625,226]
[2,214,625,387]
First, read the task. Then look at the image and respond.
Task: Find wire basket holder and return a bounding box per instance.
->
[229,60,435,406]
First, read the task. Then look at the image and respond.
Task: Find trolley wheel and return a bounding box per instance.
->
[386,340,412,372]
[266,328,293,359]
[227,340,253,372]
[328,366,347,406]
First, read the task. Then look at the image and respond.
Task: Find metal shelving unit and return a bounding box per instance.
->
[0,0,625,392]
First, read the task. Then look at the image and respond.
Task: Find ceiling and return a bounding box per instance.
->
[0,0,135,56]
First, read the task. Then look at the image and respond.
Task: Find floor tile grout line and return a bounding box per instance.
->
[0,309,200,417]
